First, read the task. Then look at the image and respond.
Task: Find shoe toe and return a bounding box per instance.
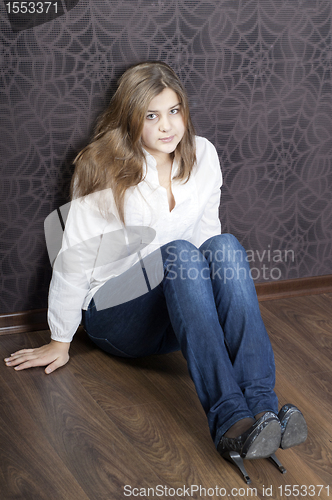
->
[244,419,281,459]
[280,410,308,449]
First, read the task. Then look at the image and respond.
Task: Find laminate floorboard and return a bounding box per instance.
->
[1,293,331,499]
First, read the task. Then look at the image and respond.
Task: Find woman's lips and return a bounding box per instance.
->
[159,135,174,143]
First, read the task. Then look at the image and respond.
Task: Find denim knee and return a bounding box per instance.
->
[200,233,247,267]
[162,239,205,267]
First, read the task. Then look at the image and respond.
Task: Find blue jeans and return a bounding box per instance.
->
[83,234,278,447]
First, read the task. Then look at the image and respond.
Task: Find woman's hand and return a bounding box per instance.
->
[4,339,70,374]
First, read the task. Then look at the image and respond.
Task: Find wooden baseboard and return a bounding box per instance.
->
[0,308,48,336]
[255,274,332,301]
[0,275,331,335]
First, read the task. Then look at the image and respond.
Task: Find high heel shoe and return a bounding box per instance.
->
[217,412,281,484]
[268,453,287,474]
[267,404,307,476]
[278,404,308,449]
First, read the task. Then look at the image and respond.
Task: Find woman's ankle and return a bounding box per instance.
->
[255,412,266,420]
[224,417,255,438]
[255,411,277,420]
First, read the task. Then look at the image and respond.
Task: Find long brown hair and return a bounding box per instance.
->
[71,61,196,223]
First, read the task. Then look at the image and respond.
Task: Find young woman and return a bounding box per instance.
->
[4,61,307,483]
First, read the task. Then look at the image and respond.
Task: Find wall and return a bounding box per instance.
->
[1,0,332,314]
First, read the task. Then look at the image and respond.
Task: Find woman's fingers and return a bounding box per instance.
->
[5,348,35,360]
[5,350,38,365]
[5,353,43,368]
[12,359,38,371]
[4,341,70,373]
[4,349,42,368]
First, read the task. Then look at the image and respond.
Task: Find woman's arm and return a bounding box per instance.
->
[4,339,70,374]
[47,195,113,343]
[195,137,223,246]
[4,196,110,373]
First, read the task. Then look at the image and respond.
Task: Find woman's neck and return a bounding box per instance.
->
[152,151,174,169]
[155,156,173,184]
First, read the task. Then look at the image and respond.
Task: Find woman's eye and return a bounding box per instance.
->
[146,113,157,120]
[170,108,179,114]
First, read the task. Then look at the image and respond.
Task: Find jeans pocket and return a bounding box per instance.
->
[87,333,135,358]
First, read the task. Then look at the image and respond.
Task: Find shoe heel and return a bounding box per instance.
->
[223,451,251,484]
[268,453,287,474]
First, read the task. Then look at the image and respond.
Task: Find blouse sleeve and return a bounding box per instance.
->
[48,271,89,343]
[47,195,111,343]
[196,138,223,247]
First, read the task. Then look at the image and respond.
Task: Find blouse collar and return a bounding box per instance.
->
[142,148,180,179]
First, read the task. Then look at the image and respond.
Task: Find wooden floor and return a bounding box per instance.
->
[1,293,332,500]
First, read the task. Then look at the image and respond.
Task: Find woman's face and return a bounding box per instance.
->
[141,87,185,163]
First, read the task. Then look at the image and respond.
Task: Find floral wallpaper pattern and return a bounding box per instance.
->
[1,0,331,313]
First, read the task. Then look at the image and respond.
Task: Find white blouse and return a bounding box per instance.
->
[47,136,223,342]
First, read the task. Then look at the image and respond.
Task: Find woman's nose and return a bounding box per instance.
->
[159,115,171,132]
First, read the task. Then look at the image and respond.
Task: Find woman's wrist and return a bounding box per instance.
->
[50,338,71,349]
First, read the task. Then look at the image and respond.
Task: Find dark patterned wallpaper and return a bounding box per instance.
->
[1,0,332,314]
